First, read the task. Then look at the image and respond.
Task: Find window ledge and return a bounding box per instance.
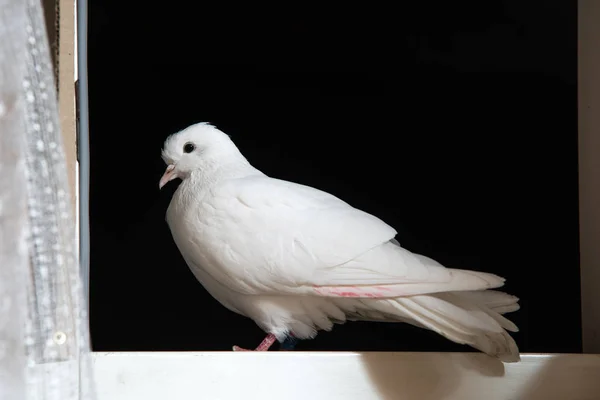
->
[92,351,600,400]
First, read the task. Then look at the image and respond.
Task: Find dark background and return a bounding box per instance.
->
[87,1,580,353]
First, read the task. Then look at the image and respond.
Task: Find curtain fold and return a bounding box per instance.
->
[0,0,96,398]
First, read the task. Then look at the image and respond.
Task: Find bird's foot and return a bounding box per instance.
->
[232,333,277,351]
[279,335,298,351]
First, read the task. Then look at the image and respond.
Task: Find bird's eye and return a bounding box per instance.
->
[183,142,195,153]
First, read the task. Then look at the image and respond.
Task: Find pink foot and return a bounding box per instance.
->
[232,333,277,352]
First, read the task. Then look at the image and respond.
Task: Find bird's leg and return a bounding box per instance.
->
[279,335,298,351]
[232,333,277,352]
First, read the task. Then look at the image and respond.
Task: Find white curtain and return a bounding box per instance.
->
[0,0,96,398]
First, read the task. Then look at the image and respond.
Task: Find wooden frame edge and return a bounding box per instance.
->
[57,0,77,209]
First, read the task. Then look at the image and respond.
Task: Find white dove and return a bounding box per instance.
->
[159,122,520,362]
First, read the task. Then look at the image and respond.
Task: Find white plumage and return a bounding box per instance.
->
[159,122,520,362]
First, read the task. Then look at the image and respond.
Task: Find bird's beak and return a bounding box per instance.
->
[159,164,178,189]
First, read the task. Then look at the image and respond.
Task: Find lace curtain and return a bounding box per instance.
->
[0,0,95,398]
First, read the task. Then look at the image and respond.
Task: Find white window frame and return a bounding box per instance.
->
[91,352,600,400]
[62,1,600,398]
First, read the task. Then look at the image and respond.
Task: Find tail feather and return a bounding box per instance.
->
[337,290,521,363]
[457,290,520,315]
[398,294,520,362]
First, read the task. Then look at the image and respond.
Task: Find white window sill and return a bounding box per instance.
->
[92,351,600,400]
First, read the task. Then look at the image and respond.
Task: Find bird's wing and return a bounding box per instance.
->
[179,175,504,297]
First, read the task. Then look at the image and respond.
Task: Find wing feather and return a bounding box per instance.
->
[178,176,504,297]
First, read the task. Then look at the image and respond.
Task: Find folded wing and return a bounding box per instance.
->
[182,176,505,298]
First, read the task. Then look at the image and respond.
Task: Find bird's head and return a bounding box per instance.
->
[159,122,239,189]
